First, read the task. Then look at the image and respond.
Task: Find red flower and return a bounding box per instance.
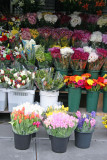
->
[85,85,92,90]
[97,77,104,83]
[6,55,11,60]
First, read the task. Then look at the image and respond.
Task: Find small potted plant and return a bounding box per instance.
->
[43,112,78,153]
[74,111,96,149]
[10,102,44,150]
[35,68,64,110]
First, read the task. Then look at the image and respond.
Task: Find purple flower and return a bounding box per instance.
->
[102,34,107,44]
[91,111,96,118]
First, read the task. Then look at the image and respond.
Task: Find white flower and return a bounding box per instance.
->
[97,16,107,28]
[17,84,20,88]
[0,69,4,74]
[4,76,9,82]
[83,46,93,54]
[15,47,18,51]
[60,47,74,57]
[13,80,15,86]
[20,70,27,76]
[17,77,22,81]
[44,14,58,24]
[14,73,18,78]
[32,72,35,79]
[8,79,11,85]
[0,80,1,83]
[22,80,25,84]
[88,51,99,63]
[11,17,15,21]
[37,12,42,21]
[70,15,81,27]
[51,15,58,24]
[90,31,102,42]
[27,77,30,83]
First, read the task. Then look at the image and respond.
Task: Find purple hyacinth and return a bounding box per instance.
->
[91,111,96,118]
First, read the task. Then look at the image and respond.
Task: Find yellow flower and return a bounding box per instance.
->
[75,76,83,83]
[64,79,69,83]
[104,125,107,128]
[87,79,94,85]
[103,74,107,79]
[11,29,18,36]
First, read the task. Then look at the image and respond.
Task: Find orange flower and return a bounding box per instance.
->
[96,10,102,15]
[19,119,22,124]
[81,73,91,78]
[36,114,40,118]
[70,76,76,82]
[24,114,29,120]
[30,112,35,119]
[82,3,89,10]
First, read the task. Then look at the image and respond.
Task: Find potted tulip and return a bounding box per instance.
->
[74,111,96,149]
[43,112,78,153]
[10,102,44,150]
[35,68,65,110]
[85,77,103,112]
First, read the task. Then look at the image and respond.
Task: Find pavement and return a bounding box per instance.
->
[0,116,107,160]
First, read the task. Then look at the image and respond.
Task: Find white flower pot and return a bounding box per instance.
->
[40,90,59,110]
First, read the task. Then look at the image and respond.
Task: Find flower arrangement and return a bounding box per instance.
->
[84,46,105,71]
[70,48,89,70]
[10,102,44,135]
[90,31,102,49]
[43,112,78,137]
[84,77,104,91]
[45,105,69,117]
[5,70,35,89]
[35,68,64,91]
[102,115,107,128]
[49,47,74,70]
[64,73,91,88]
[74,111,96,133]
[35,45,52,68]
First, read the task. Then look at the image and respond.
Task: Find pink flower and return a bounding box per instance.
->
[77,80,84,86]
[85,118,89,124]
[90,118,96,127]
[35,121,41,128]
[76,111,81,118]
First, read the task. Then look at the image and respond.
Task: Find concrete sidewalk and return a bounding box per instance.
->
[0,116,107,160]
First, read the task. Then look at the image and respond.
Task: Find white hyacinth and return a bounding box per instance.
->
[90,31,102,42]
[70,15,81,27]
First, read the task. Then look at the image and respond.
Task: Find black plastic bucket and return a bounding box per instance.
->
[14,133,31,150]
[51,136,69,153]
[75,131,93,149]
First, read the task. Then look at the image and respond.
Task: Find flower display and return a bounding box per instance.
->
[74,111,96,133]
[45,105,69,117]
[64,73,91,88]
[70,48,89,70]
[5,70,35,89]
[44,112,78,138]
[49,47,74,70]
[10,102,44,135]
[35,68,64,91]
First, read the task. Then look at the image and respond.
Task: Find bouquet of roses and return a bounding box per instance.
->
[74,111,96,133]
[45,105,69,117]
[49,47,74,70]
[70,48,89,70]
[35,68,64,91]
[43,112,78,137]
[64,73,91,88]
[84,77,104,91]
[10,102,44,135]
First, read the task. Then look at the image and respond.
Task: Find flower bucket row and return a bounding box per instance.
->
[10,103,96,152]
[64,74,107,113]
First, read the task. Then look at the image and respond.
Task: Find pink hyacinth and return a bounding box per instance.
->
[76,111,81,118]
[90,118,96,127]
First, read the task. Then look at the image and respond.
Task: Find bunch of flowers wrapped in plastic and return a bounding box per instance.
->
[74,111,96,133]
[5,70,35,89]
[44,112,78,137]
[64,73,91,88]
[35,68,64,91]
[70,48,89,71]
[10,102,44,135]
[45,105,69,117]
[49,47,74,70]
[83,46,105,71]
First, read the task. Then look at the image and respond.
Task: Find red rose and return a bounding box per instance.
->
[6,55,11,60]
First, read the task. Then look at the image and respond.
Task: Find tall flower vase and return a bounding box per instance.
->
[40,90,59,110]
[103,91,107,113]
[86,91,99,112]
[87,70,100,79]
[50,136,69,153]
[72,70,84,76]
[75,131,93,149]
[68,87,81,112]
